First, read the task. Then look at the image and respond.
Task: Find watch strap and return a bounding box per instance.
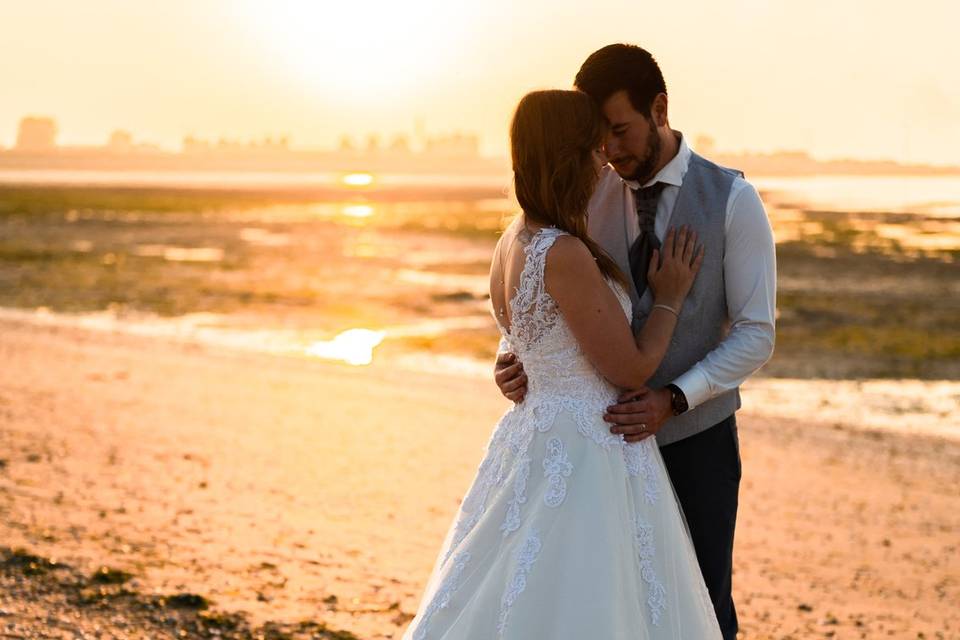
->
[665,383,689,415]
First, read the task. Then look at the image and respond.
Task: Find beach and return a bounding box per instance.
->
[2,316,958,639]
[0,177,958,637]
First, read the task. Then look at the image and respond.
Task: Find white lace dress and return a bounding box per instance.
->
[402,228,722,639]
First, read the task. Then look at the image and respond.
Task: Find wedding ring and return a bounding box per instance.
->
[639,423,647,431]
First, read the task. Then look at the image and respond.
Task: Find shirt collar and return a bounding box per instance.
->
[622,131,691,191]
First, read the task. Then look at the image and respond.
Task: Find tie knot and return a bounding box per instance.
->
[634,181,665,225]
[635,181,666,202]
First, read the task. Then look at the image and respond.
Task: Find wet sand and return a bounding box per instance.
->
[1,317,958,638]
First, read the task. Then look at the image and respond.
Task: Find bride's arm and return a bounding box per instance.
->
[545,229,701,390]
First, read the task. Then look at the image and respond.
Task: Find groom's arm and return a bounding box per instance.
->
[670,180,777,408]
[606,180,776,441]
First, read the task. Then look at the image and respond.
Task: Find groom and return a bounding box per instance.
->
[495,44,776,639]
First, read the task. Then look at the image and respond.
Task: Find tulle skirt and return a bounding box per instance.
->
[403,402,722,639]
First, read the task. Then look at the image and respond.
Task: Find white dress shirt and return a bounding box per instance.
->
[618,134,777,410]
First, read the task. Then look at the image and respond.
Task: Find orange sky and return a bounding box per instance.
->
[1,0,958,165]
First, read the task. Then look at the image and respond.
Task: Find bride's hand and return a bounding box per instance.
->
[646,226,704,309]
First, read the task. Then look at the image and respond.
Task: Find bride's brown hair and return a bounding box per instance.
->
[510,90,626,286]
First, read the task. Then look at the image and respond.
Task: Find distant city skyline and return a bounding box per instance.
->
[2,115,485,157]
[7,114,960,173]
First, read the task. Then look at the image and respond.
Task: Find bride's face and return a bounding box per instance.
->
[591,146,607,176]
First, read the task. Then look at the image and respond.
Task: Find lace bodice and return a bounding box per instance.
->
[493,227,633,406]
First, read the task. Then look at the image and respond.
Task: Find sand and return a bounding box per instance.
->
[1,316,958,639]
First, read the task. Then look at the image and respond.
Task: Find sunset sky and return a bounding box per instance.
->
[1,0,958,165]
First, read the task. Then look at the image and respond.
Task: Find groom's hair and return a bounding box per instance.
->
[574,44,667,116]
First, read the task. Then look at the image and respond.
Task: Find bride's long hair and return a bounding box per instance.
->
[510,89,626,286]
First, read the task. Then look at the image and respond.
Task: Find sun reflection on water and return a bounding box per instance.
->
[305,328,385,366]
[342,204,374,218]
[342,172,374,186]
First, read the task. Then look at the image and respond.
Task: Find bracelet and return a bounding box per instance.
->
[652,303,679,317]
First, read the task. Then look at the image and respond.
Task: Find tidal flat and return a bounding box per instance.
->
[1,184,956,379]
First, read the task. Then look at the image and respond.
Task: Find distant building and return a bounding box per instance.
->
[695,134,716,156]
[184,135,215,153]
[255,135,289,151]
[425,132,479,157]
[15,116,58,151]
[182,134,290,154]
[214,137,243,152]
[108,129,134,152]
[388,134,411,153]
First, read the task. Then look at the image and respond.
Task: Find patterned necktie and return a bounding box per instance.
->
[628,182,667,300]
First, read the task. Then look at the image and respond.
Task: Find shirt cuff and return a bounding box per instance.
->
[670,368,712,412]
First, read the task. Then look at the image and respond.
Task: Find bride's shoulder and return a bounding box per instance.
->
[542,233,610,309]
[501,214,524,236]
[495,216,517,246]
[543,233,595,274]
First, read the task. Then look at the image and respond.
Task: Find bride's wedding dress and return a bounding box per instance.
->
[403,227,722,639]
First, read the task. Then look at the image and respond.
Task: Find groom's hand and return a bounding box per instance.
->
[494,352,527,403]
[605,388,673,443]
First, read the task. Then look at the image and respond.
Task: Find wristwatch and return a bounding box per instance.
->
[665,384,689,415]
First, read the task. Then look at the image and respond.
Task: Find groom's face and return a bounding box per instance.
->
[600,90,661,183]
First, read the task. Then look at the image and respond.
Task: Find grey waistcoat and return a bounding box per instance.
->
[587,152,742,447]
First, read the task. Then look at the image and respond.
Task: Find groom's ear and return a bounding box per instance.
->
[651,93,669,128]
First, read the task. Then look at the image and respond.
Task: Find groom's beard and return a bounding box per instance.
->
[613,118,662,184]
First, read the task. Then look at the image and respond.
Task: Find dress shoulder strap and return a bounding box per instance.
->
[511,228,567,318]
[519,227,566,294]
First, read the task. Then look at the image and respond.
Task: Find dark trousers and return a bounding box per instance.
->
[659,414,741,640]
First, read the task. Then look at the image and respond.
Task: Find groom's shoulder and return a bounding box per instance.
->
[688,152,760,206]
[585,166,626,226]
[687,153,768,222]
[689,152,745,181]
[689,153,768,224]
[596,164,624,192]
[588,165,626,213]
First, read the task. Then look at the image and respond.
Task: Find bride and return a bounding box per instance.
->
[402,90,722,639]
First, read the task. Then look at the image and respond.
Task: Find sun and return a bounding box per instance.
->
[238,0,471,99]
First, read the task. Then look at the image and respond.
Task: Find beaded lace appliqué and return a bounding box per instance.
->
[496,529,542,635]
[623,440,661,504]
[542,437,573,507]
[441,413,513,567]
[501,455,531,536]
[634,516,667,626]
[413,550,471,640]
